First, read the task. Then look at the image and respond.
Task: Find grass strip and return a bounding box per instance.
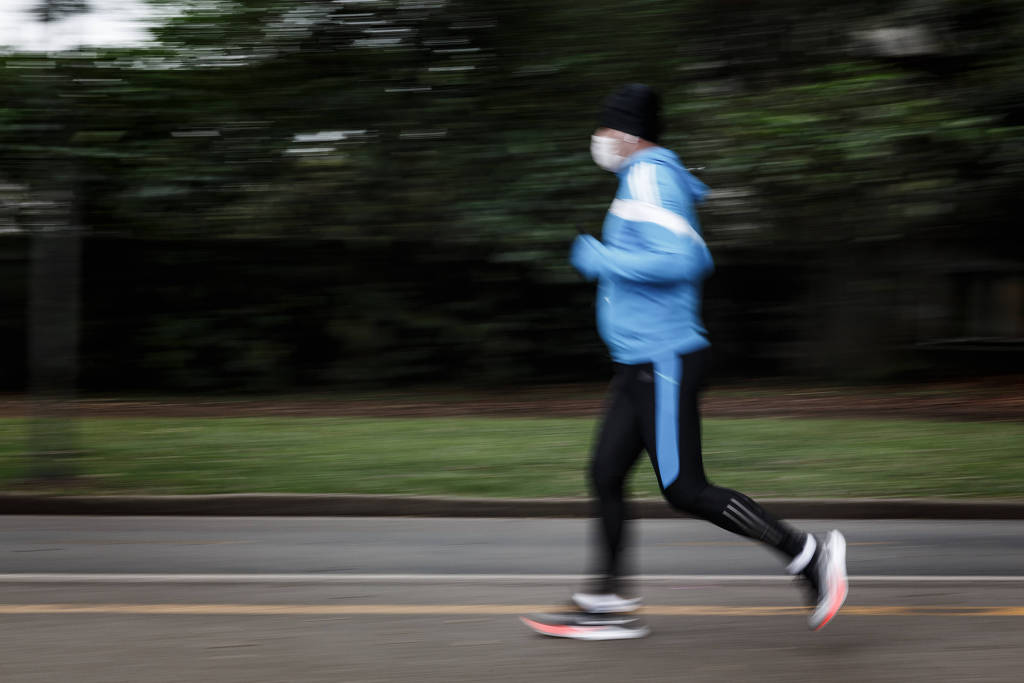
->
[1,417,1022,499]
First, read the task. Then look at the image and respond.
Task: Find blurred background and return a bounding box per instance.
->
[3,0,1022,393]
[0,0,1020,492]
[2,6,1023,678]
[2,8,1024,681]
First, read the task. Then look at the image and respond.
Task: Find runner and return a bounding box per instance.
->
[560,84,846,637]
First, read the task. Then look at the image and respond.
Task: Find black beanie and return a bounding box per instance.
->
[598,83,662,143]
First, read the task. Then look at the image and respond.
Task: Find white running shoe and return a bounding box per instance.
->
[808,529,848,631]
[571,592,643,614]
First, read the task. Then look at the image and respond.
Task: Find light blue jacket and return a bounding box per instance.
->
[571,146,713,365]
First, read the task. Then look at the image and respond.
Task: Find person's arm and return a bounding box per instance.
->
[570,228,712,284]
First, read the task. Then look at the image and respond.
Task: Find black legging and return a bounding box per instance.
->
[589,347,806,591]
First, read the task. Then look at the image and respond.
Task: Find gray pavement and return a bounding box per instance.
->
[2,580,1024,683]
[1,516,1023,575]
[1,516,1023,682]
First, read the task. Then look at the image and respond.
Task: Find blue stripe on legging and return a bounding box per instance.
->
[653,354,682,488]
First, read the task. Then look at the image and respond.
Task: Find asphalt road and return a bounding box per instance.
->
[1,516,1023,682]
[1,516,1022,576]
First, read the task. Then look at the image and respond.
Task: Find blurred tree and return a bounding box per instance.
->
[0,0,1020,390]
[21,0,94,479]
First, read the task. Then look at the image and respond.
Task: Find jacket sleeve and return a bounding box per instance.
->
[571,229,713,284]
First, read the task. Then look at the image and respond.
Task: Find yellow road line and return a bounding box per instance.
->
[1,604,1023,616]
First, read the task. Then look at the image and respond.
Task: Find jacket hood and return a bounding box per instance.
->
[619,146,710,205]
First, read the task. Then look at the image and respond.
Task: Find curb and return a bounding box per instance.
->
[1,493,1024,519]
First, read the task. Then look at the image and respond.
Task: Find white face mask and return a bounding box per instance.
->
[590,134,625,172]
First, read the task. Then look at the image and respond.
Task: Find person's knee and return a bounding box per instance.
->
[661,480,708,514]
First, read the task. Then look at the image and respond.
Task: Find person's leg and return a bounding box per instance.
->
[638,347,807,562]
[637,346,847,629]
[585,366,645,596]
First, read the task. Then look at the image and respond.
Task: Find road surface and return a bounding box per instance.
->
[1,516,1022,682]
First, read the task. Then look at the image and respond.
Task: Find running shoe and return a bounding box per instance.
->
[807,529,848,630]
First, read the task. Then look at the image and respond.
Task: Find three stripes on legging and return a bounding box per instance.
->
[723,498,783,546]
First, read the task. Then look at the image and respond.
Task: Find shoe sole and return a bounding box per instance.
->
[520,616,650,640]
[810,530,848,631]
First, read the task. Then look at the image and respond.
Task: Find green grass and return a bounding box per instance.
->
[1,417,1022,499]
